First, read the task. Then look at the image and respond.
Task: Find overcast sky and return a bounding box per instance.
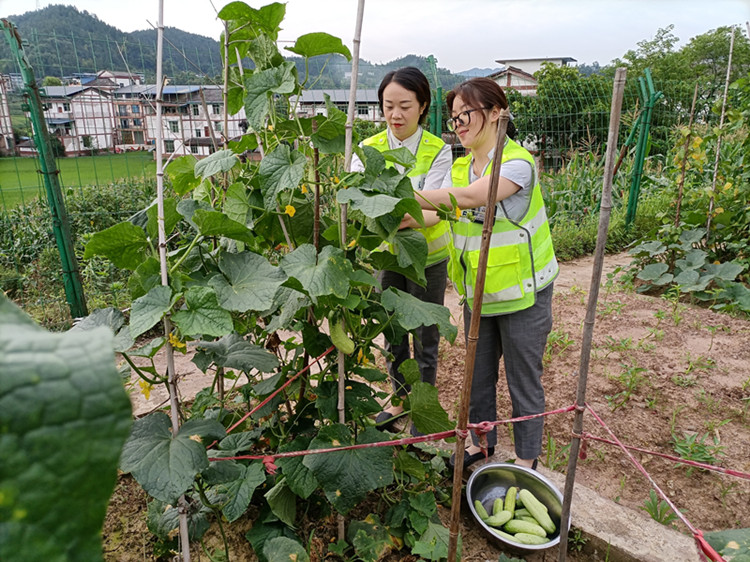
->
[3,0,749,72]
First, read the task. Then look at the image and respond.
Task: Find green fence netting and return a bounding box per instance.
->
[0,31,737,329]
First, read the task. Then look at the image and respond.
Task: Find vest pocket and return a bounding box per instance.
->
[467,245,525,302]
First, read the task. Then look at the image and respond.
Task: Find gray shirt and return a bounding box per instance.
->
[441,146,534,223]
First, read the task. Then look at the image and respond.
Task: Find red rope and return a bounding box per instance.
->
[585,403,726,562]
[224,345,335,435]
[580,432,750,481]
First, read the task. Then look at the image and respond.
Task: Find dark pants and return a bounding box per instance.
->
[381,260,448,396]
[463,283,554,459]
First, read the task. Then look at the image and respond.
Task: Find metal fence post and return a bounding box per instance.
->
[2,19,88,320]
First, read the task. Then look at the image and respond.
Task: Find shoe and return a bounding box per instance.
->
[375,411,399,432]
[449,447,495,471]
[409,423,424,437]
[531,458,539,471]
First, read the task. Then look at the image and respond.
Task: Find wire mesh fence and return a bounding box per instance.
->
[0,30,738,329]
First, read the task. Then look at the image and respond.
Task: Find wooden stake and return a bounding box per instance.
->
[557,68,627,562]
[447,108,510,562]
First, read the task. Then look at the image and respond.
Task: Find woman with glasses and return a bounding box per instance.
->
[418,77,558,471]
[350,67,453,436]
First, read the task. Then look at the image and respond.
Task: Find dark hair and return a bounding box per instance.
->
[446,77,517,139]
[377,66,431,125]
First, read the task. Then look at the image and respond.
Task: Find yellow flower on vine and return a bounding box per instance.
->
[357,348,369,365]
[333,176,340,184]
[139,379,153,400]
[301,184,308,194]
[268,124,274,132]
[347,238,357,248]
[455,206,461,219]
[168,332,186,351]
[285,205,296,217]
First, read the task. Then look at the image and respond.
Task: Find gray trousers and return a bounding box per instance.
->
[463,283,554,459]
[381,260,448,396]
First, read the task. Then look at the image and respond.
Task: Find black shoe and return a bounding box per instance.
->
[449,447,495,471]
[531,458,539,471]
[375,411,400,432]
[409,423,424,437]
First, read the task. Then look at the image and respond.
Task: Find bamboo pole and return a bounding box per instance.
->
[557,68,627,562]
[674,84,700,227]
[154,2,190,559]
[706,25,735,245]
[338,0,365,542]
[447,108,510,562]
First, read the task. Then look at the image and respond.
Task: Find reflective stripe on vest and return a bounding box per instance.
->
[363,129,451,266]
[449,138,558,315]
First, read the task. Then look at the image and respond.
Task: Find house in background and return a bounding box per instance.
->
[291,89,382,123]
[39,85,115,155]
[489,57,577,96]
[487,66,538,96]
[0,74,14,155]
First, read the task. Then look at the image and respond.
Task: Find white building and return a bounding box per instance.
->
[0,74,13,155]
[495,57,577,77]
[291,89,382,123]
[40,85,116,155]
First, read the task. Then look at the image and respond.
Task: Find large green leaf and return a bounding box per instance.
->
[412,520,452,561]
[337,187,401,219]
[128,257,162,300]
[0,295,132,561]
[224,182,252,226]
[146,197,180,241]
[264,287,310,332]
[194,149,239,179]
[280,244,354,300]
[165,155,201,195]
[315,381,382,421]
[208,251,287,312]
[172,286,234,338]
[285,32,352,60]
[218,462,266,523]
[195,332,279,373]
[258,144,306,207]
[120,413,225,504]
[244,62,298,131]
[407,382,455,436]
[390,225,429,270]
[264,537,310,562]
[192,209,256,245]
[705,528,750,560]
[129,285,174,339]
[71,307,134,352]
[83,221,149,270]
[704,261,744,281]
[219,1,285,40]
[636,262,669,282]
[311,96,347,154]
[276,437,318,499]
[265,479,296,527]
[303,425,394,515]
[382,146,417,169]
[381,287,457,343]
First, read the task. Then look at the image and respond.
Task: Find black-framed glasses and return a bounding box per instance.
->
[446,107,491,132]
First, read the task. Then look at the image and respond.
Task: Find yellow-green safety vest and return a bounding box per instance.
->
[449,138,558,315]
[363,129,451,266]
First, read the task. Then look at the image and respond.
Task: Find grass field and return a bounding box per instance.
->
[0,153,156,209]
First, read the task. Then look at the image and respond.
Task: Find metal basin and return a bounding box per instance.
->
[466,462,567,551]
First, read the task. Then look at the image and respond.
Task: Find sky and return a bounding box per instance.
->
[2,0,749,72]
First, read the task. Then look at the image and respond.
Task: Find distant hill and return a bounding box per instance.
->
[1,5,468,88]
[456,67,503,77]
[2,5,222,82]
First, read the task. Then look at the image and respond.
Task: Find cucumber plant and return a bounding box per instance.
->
[80,2,458,558]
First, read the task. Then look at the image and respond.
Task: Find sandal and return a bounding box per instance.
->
[374,410,400,432]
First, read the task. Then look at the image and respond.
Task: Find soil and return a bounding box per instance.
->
[105,252,750,561]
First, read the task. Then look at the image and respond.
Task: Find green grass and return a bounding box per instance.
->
[0,153,156,209]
